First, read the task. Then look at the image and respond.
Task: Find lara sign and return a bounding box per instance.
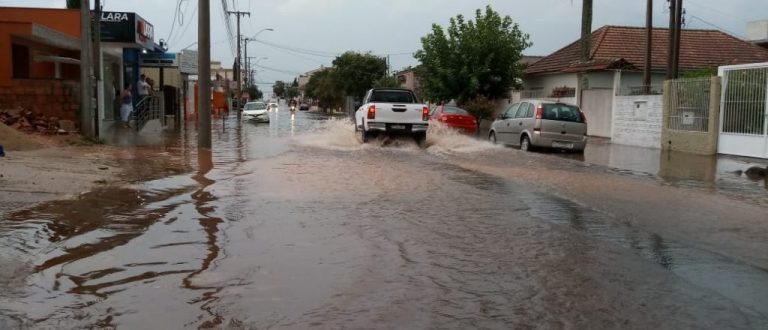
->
[101,12,129,23]
[98,11,155,49]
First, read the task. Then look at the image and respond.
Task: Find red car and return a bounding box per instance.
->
[430,105,477,134]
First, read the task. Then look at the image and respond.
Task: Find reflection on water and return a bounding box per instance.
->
[557,138,768,203]
[1,108,766,328]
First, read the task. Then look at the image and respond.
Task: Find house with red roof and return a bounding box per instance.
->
[521,25,768,137]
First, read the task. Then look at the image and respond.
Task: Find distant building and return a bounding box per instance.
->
[298,65,326,89]
[747,20,768,49]
[396,67,420,92]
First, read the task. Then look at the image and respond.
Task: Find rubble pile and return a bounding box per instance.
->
[0,107,75,135]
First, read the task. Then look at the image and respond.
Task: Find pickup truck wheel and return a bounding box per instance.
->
[414,133,427,147]
[360,126,369,143]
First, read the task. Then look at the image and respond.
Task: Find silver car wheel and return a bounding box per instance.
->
[521,136,530,151]
[489,132,497,144]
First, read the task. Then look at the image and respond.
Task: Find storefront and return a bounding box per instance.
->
[98,11,157,122]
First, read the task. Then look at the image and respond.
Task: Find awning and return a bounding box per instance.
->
[17,23,81,51]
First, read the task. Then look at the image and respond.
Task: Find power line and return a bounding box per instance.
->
[172,2,198,47]
[688,15,745,38]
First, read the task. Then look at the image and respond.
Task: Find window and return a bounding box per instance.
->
[504,103,520,118]
[515,103,530,118]
[443,106,469,115]
[542,104,583,123]
[370,90,416,103]
[526,103,535,118]
[11,44,30,79]
[244,102,267,110]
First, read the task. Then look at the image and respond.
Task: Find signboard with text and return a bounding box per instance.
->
[179,50,199,74]
[98,11,155,49]
[140,52,178,67]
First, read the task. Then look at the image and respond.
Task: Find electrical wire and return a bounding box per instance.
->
[688,15,745,38]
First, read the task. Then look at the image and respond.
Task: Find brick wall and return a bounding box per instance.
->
[612,94,664,148]
[0,79,80,121]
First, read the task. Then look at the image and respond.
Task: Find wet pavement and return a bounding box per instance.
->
[1,106,767,329]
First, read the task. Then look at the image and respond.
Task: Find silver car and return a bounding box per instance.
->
[489,100,587,152]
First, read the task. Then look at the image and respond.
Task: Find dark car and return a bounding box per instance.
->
[299,103,310,111]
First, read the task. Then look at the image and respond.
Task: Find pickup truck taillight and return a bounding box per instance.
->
[367,105,376,119]
[422,106,429,121]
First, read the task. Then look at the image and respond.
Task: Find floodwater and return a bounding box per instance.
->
[1,106,767,329]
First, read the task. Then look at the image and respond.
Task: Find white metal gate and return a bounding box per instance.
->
[718,62,768,158]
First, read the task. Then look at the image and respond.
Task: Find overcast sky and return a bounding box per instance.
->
[2,0,767,88]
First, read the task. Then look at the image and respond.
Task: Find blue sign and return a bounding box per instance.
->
[140,52,178,67]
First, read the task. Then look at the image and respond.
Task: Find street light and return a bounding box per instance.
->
[243,28,273,88]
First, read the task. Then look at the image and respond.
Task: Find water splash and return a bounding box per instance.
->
[425,121,499,155]
[292,119,499,154]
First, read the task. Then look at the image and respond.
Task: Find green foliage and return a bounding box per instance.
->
[414,5,531,104]
[247,86,263,100]
[305,68,343,109]
[66,0,80,9]
[681,67,717,79]
[373,75,402,89]
[332,51,388,98]
[291,78,299,87]
[286,86,300,99]
[461,95,496,124]
[272,81,286,98]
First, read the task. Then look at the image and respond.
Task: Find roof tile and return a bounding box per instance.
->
[527,26,768,74]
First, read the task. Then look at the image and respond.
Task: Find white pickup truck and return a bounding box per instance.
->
[355,88,430,145]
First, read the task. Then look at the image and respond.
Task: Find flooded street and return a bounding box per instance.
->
[1,106,767,329]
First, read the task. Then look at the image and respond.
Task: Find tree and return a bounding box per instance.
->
[247,86,263,100]
[305,68,343,111]
[414,5,531,106]
[332,51,388,99]
[462,95,496,135]
[272,81,286,98]
[66,0,80,8]
[373,75,402,89]
[286,86,300,99]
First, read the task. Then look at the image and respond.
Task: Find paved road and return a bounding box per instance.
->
[1,107,767,329]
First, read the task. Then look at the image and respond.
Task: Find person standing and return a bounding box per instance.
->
[139,74,150,97]
[120,84,134,128]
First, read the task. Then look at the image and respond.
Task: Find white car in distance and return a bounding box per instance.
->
[243,101,270,123]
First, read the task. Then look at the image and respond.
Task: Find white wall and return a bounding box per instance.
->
[524,73,578,96]
[584,72,615,89]
[611,94,664,148]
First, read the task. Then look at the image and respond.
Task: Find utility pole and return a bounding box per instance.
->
[198,0,211,149]
[227,10,250,112]
[672,0,684,78]
[79,0,94,138]
[93,0,102,137]
[580,0,593,62]
[667,0,677,79]
[644,0,653,91]
[243,38,249,89]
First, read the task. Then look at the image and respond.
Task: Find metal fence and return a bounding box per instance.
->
[134,96,162,131]
[616,84,663,96]
[668,77,711,132]
[721,66,768,135]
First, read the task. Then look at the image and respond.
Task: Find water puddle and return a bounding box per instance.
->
[516,188,768,326]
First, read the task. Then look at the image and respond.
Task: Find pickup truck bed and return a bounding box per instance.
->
[355,88,429,144]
